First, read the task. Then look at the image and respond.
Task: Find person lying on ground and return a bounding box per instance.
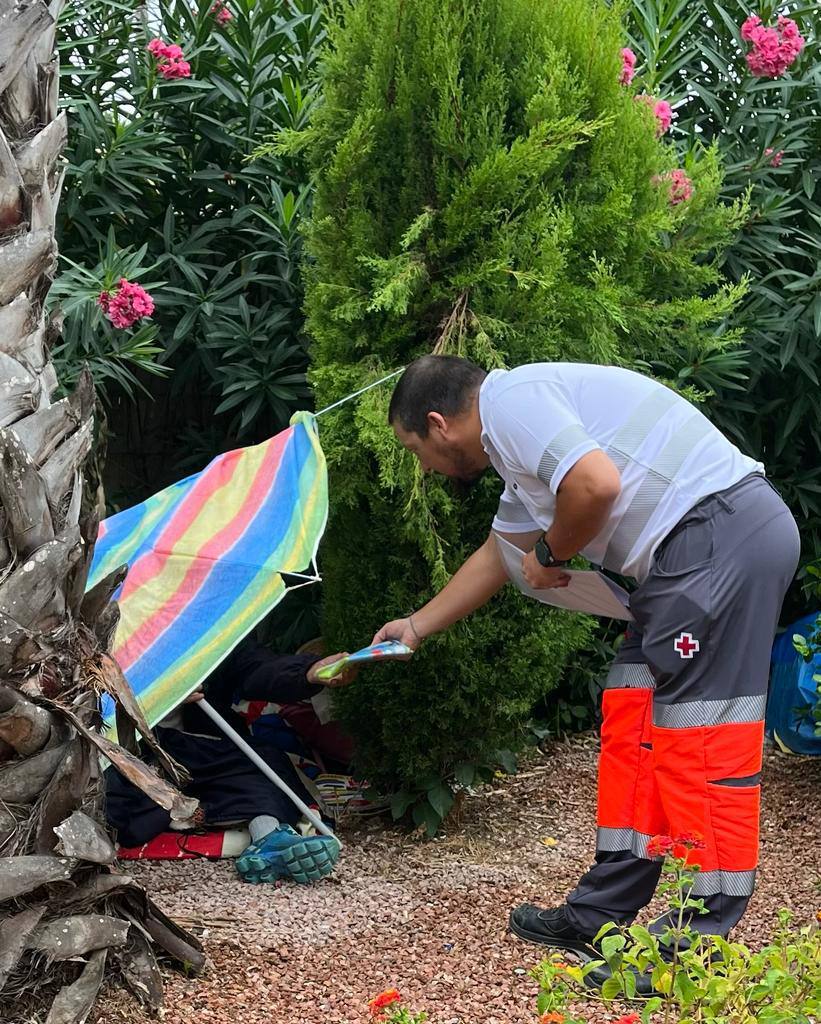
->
[105,638,357,884]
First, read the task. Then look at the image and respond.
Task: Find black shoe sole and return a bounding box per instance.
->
[508,912,597,958]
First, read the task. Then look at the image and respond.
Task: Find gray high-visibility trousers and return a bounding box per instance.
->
[565,474,800,939]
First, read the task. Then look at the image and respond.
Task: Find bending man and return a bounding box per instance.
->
[373,355,799,983]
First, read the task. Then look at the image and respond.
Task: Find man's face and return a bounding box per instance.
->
[393,418,486,483]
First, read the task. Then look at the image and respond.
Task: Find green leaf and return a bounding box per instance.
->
[600,976,622,1000]
[454,762,476,788]
[593,922,618,944]
[601,934,627,959]
[412,799,442,838]
[642,997,664,1022]
[627,924,657,949]
[426,782,454,820]
[390,790,416,820]
[673,968,700,1003]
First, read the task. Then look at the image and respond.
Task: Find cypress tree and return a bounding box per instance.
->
[291,0,746,831]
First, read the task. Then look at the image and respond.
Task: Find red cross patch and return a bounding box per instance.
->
[674,632,700,659]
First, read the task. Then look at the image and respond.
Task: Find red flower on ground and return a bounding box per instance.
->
[620,47,637,86]
[98,278,155,329]
[673,830,706,850]
[540,1013,566,1024]
[647,834,674,858]
[614,1015,641,1024]
[368,989,401,1018]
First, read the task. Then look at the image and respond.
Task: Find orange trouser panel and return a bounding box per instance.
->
[651,720,764,873]
[598,689,665,838]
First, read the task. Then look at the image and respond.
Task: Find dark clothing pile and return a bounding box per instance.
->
[105,641,321,848]
[173,641,318,738]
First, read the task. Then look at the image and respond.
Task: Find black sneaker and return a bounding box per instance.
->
[508,903,597,956]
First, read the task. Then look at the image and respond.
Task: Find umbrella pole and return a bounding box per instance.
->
[197,699,341,846]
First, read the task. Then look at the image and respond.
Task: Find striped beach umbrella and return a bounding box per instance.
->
[88,411,327,732]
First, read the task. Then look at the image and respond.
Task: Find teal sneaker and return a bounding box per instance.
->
[235,825,340,884]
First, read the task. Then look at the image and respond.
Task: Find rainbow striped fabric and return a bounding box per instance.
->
[88,412,327,731]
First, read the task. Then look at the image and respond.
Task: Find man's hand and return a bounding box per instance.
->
[183,689,204,703]
[370,618,419,654]
[307,653,361,687]
[371,535,510,649]
[522,549,571,589]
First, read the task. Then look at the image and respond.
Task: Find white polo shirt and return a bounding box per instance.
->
[482,363,762,581]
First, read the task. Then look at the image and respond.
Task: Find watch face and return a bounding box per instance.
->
[536,537,551,566]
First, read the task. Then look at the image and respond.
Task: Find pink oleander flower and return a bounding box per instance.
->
[147,38,192,79]
[98,278,155,330]
[742,13,804,78]
[666,168,693,205]
[741,14,762,40]
[652,169,693,206]
[147,39,181,59]
[158,58,191,79]
[779,14,803,42]
[211,0,233,23]
[637,94,673,136]
[620,47,637,86]
[765,147,784,167]
[653,99,673,135]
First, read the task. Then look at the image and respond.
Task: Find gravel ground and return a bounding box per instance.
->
[92,735,821,1024]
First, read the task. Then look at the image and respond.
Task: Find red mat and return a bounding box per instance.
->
[117,829,248,860]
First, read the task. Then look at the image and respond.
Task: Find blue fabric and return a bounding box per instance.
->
[766,613,821,755]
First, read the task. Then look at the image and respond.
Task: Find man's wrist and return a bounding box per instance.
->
[543,530,576,563]
[534,532,569,568]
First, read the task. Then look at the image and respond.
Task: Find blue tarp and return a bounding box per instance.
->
[766,613,821,756]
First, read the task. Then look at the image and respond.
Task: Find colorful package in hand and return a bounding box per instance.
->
[315,640,413,681]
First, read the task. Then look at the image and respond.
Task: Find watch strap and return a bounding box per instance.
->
[534,534,567,568]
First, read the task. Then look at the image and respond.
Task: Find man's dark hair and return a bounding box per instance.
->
[388,355,487,437]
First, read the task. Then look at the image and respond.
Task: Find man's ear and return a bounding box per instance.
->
[427,411,447,437]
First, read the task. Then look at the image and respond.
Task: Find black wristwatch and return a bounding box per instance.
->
[534,533,568,568]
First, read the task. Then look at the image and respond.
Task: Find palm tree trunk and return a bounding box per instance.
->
[0,3,202,1020]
